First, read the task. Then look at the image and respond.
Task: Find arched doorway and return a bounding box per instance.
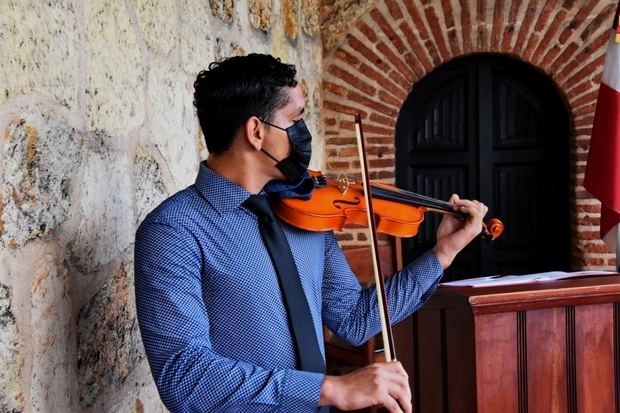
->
[395,54,570,280]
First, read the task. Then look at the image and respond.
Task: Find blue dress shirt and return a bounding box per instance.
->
[134,162,443,412]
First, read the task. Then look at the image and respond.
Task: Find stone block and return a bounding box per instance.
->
[249,0,272,32]
[85,0,145,135]
[300,79,309,99]
[77,262,144,407]
[147,64,200,190]
[134,151,168,226]
[283,0,299,40]
[1,108,81,247]
[210,0,234,23]
[196,129,209,161]
[180,0,216,75]
[271,19,290,62]
[320,0,373,51]
[130,0,176,55]
[215,38,246,60]
[301,0,319,37]
[0,0,79,108]
[297,34,321,71]
[70,133,133,273]
[0,283,23,413]
[309,83,325,170]
[0,195,5,237]
[108,379,166,413]
[30,254,71,412]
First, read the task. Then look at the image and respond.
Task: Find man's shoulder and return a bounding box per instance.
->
[141,185,210,229]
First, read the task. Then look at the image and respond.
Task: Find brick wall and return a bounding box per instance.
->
[321,0,618,270]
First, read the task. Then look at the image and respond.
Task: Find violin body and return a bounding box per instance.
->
[273,173,426,238]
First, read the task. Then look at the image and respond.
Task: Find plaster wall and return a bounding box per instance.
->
[0,0,323,411]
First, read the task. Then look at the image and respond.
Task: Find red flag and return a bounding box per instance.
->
[584,2,620,253]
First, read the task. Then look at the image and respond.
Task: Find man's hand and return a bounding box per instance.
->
[432,194,488,269]
[319,361,412,413]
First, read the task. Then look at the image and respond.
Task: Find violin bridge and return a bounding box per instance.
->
[336,174,351,195]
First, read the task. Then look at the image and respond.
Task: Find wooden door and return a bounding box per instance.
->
[395,54,570,280]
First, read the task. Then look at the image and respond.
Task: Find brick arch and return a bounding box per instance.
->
[321,0,617,267]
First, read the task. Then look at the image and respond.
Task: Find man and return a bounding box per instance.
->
[134,54,487,413]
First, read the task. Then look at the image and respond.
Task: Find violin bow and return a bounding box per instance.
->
[353,113,397,362]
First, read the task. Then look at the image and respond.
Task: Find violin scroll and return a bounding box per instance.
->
[482,218,505,241]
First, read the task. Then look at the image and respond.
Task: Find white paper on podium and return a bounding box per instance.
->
[439,270,617,288]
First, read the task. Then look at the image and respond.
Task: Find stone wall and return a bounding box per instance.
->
[0,0,322,411]
[320,0,618,270]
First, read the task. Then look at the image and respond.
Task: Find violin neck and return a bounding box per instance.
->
[312,172,467,219]
[370,185,465,218]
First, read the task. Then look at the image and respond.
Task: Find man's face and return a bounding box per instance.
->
[260,84,306,163]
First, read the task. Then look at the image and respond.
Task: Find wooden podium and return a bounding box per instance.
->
[408,274,620,413]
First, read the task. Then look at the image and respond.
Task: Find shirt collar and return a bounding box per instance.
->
[195,161,253,213]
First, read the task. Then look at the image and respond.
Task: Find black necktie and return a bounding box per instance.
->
[243,194,326,374]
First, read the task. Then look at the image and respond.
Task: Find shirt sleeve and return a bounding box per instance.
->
[320,231,443,346]
[134,219,324,413]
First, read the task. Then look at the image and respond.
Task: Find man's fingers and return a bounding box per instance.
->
[386,384,412,413]
[456,200,487,219]
[449,193,460,205]
[389,384,412,413]
[362,362,411,413]
[384,362,412,412]
[328,362,412,412]
[379,393,405,413]
[449,195,486,216]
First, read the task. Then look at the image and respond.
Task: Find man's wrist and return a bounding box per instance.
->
[432,244,454,269]
[319,375,337,406]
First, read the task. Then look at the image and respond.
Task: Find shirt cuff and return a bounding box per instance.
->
[425,250,444,275]
[415,250,444,301]
[280,370,324,412]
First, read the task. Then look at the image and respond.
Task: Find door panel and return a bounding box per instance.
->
[396,55,570,280]
[415,74,468,149]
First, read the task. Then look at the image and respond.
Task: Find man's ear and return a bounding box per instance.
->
[244,116,264,151]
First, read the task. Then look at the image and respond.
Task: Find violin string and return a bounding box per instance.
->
[370,186,456,212]
[323,173,455,209]
[376,185,454,208]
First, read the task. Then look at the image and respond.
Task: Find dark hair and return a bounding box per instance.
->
[193,54,298,153]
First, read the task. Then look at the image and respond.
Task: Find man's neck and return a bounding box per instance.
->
[206,154,270,194]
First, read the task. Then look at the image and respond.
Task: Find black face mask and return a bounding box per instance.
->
[260,119,312,183]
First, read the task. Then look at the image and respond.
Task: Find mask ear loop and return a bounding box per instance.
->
[261,148,281,163]
[259,118,287,131]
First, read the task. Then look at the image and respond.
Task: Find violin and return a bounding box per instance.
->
[273,171,504,240]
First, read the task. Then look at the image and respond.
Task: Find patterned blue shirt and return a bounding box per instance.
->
[134,162,443,412]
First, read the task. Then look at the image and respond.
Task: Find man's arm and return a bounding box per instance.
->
[320,232,443,347]
[321,193,488,346]
[134,220,324,412]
